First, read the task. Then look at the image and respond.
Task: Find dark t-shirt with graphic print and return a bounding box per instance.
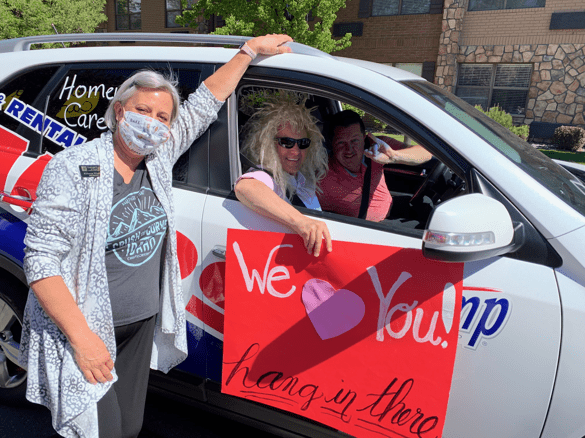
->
[105,161,168,326]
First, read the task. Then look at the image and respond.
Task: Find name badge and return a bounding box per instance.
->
[79,165,100,178]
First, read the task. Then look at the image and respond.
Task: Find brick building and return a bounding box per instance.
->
[100,0,444,82]
[101,0,585,130]
[329,0,444,82]
[100,0,221,35]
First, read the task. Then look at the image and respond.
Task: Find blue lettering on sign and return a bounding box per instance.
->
[3,97,86,148]
[45,120,63,139]
[20,106,36,124]
[5,98,24,117]
[459,295,511,349]
[30,112,46,132]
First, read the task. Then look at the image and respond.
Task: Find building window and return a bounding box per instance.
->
[166,0,196,28]
[116,0,141,30]
[455,64,532,115]
[550,11,585,30]
[332,22,364,37]
[372,0,431,16]
[469,0,545,12]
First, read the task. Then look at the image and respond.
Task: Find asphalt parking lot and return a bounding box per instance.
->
[0,390,276,438]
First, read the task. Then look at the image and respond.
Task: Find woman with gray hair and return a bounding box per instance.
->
[235,91,332,257]
[20,34,292,438]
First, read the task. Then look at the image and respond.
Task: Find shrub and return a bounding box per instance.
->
[474,105,529,140]
[553,126,585,151]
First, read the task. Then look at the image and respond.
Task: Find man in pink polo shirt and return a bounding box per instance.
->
[317,110,432,222]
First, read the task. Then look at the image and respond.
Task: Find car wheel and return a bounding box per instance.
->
[0,274,28,404]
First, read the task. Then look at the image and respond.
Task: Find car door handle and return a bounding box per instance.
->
[212,245,226,260]
[0,189,33,213]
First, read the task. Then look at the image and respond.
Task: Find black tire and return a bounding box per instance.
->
[0,272,28,404]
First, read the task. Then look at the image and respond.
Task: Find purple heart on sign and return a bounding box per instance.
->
[302,279,366,340]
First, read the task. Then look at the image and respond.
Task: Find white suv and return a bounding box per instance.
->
[1,33,585,438]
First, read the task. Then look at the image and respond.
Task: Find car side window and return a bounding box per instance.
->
[334,101,465,230]
[234,83,466,234]
[1,62,211,188]
[0,66,61,151]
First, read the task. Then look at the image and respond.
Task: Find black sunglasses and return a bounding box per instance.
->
[275,137,311,149]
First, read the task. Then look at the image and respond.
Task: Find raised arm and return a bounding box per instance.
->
[364,133,432,166]
[235,178,332,257]
[204,34,293,102]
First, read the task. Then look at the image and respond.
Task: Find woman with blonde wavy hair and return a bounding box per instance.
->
[235,91,333,257]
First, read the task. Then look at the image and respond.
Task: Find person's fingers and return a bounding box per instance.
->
[313,229,323,257]
[72,334,115,384]
[99,363,114,382]
[252,34,293,55]
[306,227,317,255]
[93,368,109,384]
[323,225,333,253]
[300,228,311,251]
[82,369,98,385]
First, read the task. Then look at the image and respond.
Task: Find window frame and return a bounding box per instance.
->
[371,0,431,16]
[229,67,470,239]
[115,0,142,31]
[468,0,546,12]
[0,60,217,191]
[455,63,532,116]
[165,0,195,29]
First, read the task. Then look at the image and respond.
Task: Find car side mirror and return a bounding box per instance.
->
[422,193,524,262]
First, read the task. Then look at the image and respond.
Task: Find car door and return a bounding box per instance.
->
[198,70,561,438]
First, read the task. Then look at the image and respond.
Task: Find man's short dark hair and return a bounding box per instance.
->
[324,110,365,148]
[327,110,366,139]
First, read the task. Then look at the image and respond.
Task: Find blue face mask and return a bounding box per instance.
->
[118,111,171,156]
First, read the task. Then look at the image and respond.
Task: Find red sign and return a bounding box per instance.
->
[223,230,464,438]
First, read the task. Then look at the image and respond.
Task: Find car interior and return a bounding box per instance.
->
[235,85,466,232]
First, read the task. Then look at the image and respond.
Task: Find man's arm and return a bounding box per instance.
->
[203,34,292,101]
[364,133,432,166]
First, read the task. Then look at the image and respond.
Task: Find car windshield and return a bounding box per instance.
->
[404,80,585,217]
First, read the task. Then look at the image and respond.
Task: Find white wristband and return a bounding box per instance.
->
[240,42,257,60]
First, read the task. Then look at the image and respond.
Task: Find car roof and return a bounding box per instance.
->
[0,33,424,83]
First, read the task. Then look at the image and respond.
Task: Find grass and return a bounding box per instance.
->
[539,149,585,164]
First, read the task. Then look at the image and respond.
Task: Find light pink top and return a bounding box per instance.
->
[238,170,321,210]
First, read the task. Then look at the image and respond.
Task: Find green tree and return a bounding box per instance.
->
[176,0,352,54]
[0,0,107,40]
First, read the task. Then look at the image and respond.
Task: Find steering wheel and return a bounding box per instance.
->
[409,159,449,207]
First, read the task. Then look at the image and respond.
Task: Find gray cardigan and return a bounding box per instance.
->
[20,83,223,438]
